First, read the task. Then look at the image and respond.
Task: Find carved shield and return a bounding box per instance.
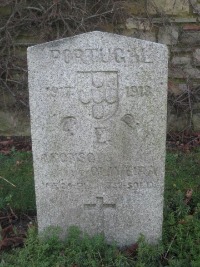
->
[77,71,119,120]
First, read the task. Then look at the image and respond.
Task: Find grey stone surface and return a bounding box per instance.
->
[180,32,200,45]
[27,31,168,246]
[167,112,190,132]
[169,65,200,79]
[171,47,193,53]
[152,17,197,23]
[171,56,191,65]
[158,26,179,45]
[147,0,190,15]
[126,18,151,31]
[193,103,200,112]
[193,113,200,131]
[193,48,200,66]
[138,31,157,42]
[0,110,30,136]
[127,30,156,43]
[184,65,200,79]
[168,81,187,96]
[168,66,185,78]
[190,0,200,13]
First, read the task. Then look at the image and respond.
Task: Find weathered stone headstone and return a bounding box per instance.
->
[27,31,168,246]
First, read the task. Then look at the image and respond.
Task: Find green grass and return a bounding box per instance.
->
[0,226,133,267]
[0,149,200,266]
[162,149,200,266]
[0,151,35,211]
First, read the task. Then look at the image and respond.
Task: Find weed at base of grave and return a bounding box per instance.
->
[0,226,134,267]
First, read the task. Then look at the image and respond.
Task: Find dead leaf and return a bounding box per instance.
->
[186,189,193,198]
[0,237,24,250]
[0,140,13,146]
[1,225,14,239]
[124,243,138,257]
[185,189,193,204]
[0,150,10,155]
[179,219,186,224]
[179,215,193,224]
[16,160,23,166]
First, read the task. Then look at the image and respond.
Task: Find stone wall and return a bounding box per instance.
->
[0,0,200,135]
[122,0,200,133]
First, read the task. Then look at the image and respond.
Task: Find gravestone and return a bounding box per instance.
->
[27,31,168,246]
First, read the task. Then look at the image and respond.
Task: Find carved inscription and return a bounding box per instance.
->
[61,116,77,136]
[121,114,137,129]
[45,86,72,97]
[95,127,111,144]
[50,47,153,64]
[41,152,158,178]
[77,71,119,120]
[126,86,152,97]
[80,165,157,178]
[84,197,116,233]
[44,180,159,190]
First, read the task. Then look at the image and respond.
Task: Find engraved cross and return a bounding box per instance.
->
[84,197,116,233]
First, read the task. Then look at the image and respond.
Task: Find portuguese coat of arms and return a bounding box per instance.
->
[77,71,119,120]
